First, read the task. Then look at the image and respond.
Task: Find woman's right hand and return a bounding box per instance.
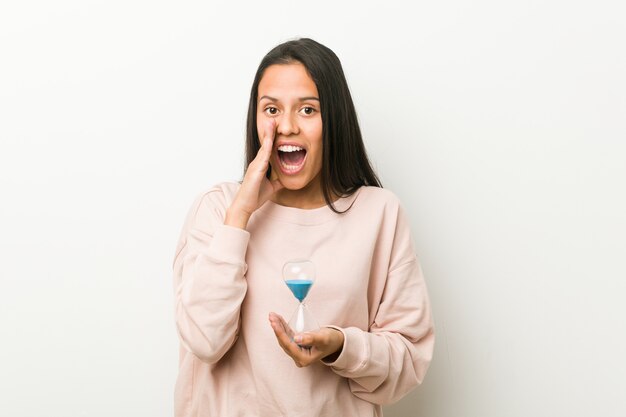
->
[224,119,284,229]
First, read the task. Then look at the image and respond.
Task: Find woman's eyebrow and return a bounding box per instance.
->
[259,95,320,102]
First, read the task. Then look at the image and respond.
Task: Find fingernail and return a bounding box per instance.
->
[294,335,302,343]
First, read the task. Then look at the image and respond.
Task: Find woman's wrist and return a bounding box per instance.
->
[224,207,251,230]
[321,327,345,363]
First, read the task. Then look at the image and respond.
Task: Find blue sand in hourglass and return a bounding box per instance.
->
[285,280,313,302]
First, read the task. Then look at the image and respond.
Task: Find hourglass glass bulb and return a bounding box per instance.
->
[282,260,319,340]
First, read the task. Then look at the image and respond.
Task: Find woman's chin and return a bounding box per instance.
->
[278,178,308,191]
[271,163,321,193]
[276,172,320,192]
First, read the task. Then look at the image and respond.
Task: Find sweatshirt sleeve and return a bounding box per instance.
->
[172,187,250,364]
[322,201,435,405]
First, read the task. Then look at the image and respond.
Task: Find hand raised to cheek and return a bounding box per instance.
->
[225,119,284,230]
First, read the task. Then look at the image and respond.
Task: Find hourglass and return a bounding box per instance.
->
[283,260,319,345]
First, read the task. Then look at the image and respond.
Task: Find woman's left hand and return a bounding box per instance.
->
[268,312,344,367]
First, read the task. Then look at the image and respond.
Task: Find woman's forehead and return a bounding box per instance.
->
[258,63,318,100]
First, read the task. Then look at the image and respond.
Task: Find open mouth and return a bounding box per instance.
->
[277,144,307,174]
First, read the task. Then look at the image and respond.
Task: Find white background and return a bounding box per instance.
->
[1,1,625,416]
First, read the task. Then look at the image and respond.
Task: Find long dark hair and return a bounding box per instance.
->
[245,38,382,213]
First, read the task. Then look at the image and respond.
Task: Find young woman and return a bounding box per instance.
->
[172,38,434,417]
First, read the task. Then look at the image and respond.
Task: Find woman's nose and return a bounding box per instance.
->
[276,113,299,136]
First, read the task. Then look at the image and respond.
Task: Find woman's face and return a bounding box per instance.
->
[257,62,323,192]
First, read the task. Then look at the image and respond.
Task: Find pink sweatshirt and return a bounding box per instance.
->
[172,182,434,417]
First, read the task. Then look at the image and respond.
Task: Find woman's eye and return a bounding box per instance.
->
[301,106,316,115]
[264,107,278,115]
